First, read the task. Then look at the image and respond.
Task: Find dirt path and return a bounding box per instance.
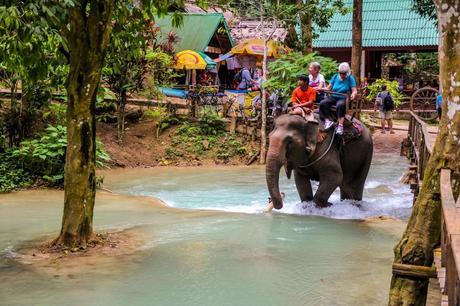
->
[372,128,407,154]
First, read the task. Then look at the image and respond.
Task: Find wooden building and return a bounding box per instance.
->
[313,0,438,79]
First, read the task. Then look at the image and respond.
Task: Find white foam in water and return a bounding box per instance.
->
[108,155,413,220]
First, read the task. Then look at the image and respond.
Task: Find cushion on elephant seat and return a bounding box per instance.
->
[341,115,363,144]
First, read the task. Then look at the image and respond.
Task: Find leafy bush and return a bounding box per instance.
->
[12,125,67,183]
[144,105,179,137]
[264,52,338,96]
[0,154,33,193]
[42,103,67,125]
[0,125,111,192]
[366,79,405,107]
[216,134,247,160]
[198,107,225,135]
[165,120,246,162]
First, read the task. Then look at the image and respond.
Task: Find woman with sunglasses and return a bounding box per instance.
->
[318,62,357,135]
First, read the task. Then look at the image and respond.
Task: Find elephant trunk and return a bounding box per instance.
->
[266,133,286,209]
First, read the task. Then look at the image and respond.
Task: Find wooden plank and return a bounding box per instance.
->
[409,111,434,154]
[392,263,437,278]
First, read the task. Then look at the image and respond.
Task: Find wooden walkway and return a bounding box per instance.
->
[402,112,460,306]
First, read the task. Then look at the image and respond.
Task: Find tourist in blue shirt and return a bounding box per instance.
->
[436,91,442,121]
[318,62,358,135]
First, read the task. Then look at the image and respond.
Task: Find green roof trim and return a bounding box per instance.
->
[313,0,438,49]
[155,13,234,52]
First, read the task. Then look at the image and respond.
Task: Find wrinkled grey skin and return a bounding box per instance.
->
[266,114,373,209]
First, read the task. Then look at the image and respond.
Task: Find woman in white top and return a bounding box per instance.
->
[308,62,325,90]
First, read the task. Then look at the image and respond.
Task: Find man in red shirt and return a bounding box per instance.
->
[291,74,316,120]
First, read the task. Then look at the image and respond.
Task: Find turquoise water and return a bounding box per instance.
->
[103,153,412,219]
[0,153,409,305]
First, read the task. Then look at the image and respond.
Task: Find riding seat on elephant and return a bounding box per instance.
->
[266,112,373,209]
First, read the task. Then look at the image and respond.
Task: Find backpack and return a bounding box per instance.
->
[234,69,245,83]
[382,92,394,111]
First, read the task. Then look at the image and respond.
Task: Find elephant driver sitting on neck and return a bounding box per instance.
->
[290,74,316,121]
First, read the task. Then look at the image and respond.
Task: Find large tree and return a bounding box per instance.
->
[350,0,362,85]
[388,0,460,304]
[56,0,205,249]
[292,0,348,53]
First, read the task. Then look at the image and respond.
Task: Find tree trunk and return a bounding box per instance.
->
[351,0,363,86]
[260,38,268,165]
[388,1,460,304]
[55,0,115,249]
[117,88,127,142]
[297,0,313,54]
[303,14,313,54]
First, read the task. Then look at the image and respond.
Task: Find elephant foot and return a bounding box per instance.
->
[314,201,333,209]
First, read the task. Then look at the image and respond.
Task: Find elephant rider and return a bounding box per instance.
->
[290,74,316,120]
[318,62,357,135]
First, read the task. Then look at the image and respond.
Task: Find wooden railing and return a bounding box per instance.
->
[440,169,460,306]
[405,111,434,200]
[403,112,460,305]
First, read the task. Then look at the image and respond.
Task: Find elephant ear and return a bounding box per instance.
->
[284,160,292,179]
[304,120,320,155]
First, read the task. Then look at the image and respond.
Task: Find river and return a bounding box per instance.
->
[0,153,410,306]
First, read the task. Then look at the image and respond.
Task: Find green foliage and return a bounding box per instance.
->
[366,79,405,107]
[198,107,226,135]
[42,103,67,125]
[145,49,181,99]
[144,105,179,136]
[0,124,111,192]
[264,52,337,96]
[166,115,246,162]
[411,0,436,23]
[0,155,33,193]
[385,52,439,84]
[221,0,348,52]
[12,125,67,183]
[216,134,246,160]
[0,2,68,94]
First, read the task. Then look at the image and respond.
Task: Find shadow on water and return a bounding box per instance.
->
[0,153,409,306]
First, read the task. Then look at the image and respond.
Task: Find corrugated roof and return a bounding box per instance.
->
[154,13,233,52]
[313,0,438,49]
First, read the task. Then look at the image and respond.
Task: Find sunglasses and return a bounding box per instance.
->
[339,72,347,75]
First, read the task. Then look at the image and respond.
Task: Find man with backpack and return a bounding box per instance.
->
[236,65,255,90]
[374,85,395,134]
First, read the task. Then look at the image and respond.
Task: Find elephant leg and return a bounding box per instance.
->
[340,184,357,201]
[341,153,372,201]
[314,170,342,208]
[343,172,367,201]
[294,170,313,202]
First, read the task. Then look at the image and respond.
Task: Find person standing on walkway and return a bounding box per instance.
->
[374,85,395,134]
[436,90,442,122]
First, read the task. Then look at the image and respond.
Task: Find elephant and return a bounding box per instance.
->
[266,113,373,209]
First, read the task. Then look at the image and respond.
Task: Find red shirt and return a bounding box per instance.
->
[291,86,316,110]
